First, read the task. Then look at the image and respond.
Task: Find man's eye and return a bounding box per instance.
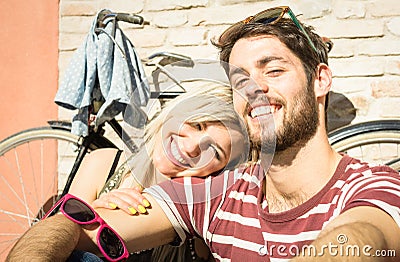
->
[232,78,249,89]
[266,69,283,77]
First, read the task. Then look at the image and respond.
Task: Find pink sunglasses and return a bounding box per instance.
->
[43,193,129,261]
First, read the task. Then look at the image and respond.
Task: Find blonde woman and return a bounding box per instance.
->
[67,82,250,261]
[69,82,249,207]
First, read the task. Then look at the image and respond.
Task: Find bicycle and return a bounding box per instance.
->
[0,10,201,259]
[329,119,400,171]
[1,9,400,260]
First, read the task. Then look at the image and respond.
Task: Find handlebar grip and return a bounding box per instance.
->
[116,13,145,25]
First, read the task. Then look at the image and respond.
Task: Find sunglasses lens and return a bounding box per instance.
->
[99,227,125,259]
[64,199,96,222]
[253,8,283,24]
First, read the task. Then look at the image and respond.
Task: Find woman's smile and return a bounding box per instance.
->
[167,135,192,168]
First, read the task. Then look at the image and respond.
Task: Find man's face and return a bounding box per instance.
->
[228,35,318,152]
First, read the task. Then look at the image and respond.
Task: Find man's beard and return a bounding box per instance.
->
[257,85,319,154]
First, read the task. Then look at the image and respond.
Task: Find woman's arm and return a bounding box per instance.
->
[68,148,122,203]
[85,194,176,253]
[68,148,175,252]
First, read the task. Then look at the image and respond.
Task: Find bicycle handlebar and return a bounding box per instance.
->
[97,10,149,28]
[115,12,145,25]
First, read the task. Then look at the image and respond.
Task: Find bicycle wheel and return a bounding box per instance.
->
[0,127,81,259]
[329,120,400,171]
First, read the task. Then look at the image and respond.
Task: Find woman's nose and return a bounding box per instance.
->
[183,137,212,158]
[182,138,201,158]
[180,132,212,159]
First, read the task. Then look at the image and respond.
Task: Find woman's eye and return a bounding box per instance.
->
[192,123,205,131]
[210,145,221,160]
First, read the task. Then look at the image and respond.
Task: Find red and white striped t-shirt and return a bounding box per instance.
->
[145,155,400,261]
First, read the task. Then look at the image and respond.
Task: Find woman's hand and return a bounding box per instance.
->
[92,186,151,215]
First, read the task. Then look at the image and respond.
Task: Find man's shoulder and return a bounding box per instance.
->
[333,156,400,227]
[342,155,399,179]
[335,155,400,198]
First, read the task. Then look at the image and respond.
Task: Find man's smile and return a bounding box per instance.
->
[249,104,282,118]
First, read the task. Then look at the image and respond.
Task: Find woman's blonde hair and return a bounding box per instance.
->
[128,82,250,187]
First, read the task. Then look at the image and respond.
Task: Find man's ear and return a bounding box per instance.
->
[314,63,332,98]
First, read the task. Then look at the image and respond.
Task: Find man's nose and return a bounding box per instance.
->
[244,76,268,98]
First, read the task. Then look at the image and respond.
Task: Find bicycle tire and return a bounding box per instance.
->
[328,119,400,170]
[0,127,82,259]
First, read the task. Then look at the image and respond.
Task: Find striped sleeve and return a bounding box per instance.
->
[341,164,400,227]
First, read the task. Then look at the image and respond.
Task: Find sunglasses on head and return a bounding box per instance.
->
[220,6,318,52]
[44,194,129,262]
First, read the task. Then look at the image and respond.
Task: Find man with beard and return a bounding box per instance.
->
[7,6,400,262]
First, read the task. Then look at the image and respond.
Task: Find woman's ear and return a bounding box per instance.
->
[314,63,332,98]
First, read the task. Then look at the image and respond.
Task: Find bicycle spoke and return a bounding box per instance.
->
[0,209,38,224]
[0,155,36,218]
[15,146,32,227]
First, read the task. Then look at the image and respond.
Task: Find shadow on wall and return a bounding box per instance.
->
[327,91,357,133]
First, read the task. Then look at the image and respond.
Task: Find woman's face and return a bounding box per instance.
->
[152,117,245,178]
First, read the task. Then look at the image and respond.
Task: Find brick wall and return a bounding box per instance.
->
[59,0,400,125]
